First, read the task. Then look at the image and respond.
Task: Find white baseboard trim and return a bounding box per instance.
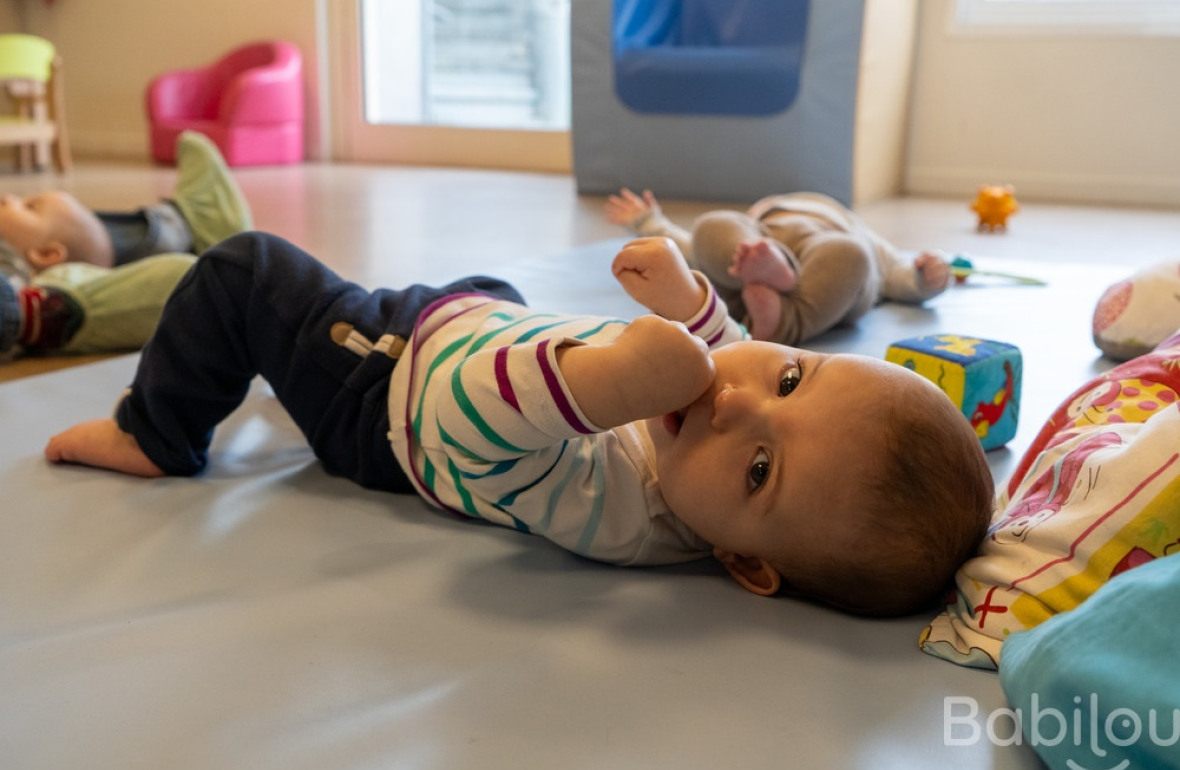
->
[906,165,1180,208]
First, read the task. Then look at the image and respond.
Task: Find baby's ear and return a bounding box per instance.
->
[26,242,68,271]
[713,548,781,596]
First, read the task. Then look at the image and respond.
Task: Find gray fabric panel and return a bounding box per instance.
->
[572,0,864,204]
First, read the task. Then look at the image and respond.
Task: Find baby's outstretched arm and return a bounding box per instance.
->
[878,248,950,303]
[45,418,165,477]
[604,188,661,230]
[557,315,714,429]
[604,189,694,258]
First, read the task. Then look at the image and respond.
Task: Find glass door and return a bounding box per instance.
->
[330,0,572,171]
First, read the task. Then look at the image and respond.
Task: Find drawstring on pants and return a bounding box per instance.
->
[330,322,406,360]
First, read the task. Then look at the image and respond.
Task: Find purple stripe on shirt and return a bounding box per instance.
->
[705,327,726,347]
[494,346,521,413]
[409,293,490,358]
[687,290,717,333]
[536,339,595,434]
[404,420,450,510]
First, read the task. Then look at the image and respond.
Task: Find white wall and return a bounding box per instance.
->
[15,0,1180,205]
[852,0,919,203]
[906,1,1180,207]
[20,0,323,160]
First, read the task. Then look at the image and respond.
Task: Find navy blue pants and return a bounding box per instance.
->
[115,232,524,491]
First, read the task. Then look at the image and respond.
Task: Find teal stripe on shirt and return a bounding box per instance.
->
[514,319,570,344]
[448,457,533,532]
[575,319,625,339]
[413,331,474,436]
[574,448,607,555]
[438,424,531,482]
[536,444,608,553]
[496,442,567,507]
[437,423,487,463]
[450,365,525,454]
[446,457,482,519]
[468,313,558,355]
[540,449,585,534]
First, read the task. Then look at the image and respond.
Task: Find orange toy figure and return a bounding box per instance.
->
[971,185,1019,232]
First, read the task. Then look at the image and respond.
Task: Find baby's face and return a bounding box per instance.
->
[649,342,923,567]
[0,191,87,258]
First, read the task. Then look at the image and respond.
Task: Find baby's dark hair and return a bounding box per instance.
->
[775,395,994,617]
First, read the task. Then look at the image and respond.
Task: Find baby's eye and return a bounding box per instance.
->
[748,449,771,492]
[778,364,802,396]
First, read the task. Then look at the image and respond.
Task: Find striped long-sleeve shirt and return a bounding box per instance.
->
[387,274,745,565]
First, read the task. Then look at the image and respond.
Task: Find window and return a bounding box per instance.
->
[362,0,571,130]
[327,0,573,171]
[955,0,1180,34]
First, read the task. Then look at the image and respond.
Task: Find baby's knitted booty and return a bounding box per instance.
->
[171,131,253,254]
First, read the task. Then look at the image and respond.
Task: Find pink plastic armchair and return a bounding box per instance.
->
[146,41,303,166]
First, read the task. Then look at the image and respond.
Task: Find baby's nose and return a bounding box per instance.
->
[710,383,756,430]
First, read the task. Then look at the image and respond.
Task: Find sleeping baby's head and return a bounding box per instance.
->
[0,191,114,272]
[648,341,993,616]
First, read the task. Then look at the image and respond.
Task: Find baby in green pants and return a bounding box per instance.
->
[0,132,251,357]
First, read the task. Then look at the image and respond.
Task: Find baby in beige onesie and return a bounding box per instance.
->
[606,188,950,343]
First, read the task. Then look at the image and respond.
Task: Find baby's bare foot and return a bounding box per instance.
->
[729,239,797,293]
[45,418,165,478]
[741,282,783,341]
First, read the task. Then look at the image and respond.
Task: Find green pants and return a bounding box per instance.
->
[35,254,196,354]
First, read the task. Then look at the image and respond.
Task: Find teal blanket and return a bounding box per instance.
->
[1001,553,1180,769]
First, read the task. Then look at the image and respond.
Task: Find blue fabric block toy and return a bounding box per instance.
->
[885,335,1022,450]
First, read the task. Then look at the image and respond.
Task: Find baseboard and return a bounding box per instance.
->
[69,128,150,161]
[70,127,328,163]
[906,165,1180,208]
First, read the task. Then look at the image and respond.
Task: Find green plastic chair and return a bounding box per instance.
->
[0,33,71,172]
